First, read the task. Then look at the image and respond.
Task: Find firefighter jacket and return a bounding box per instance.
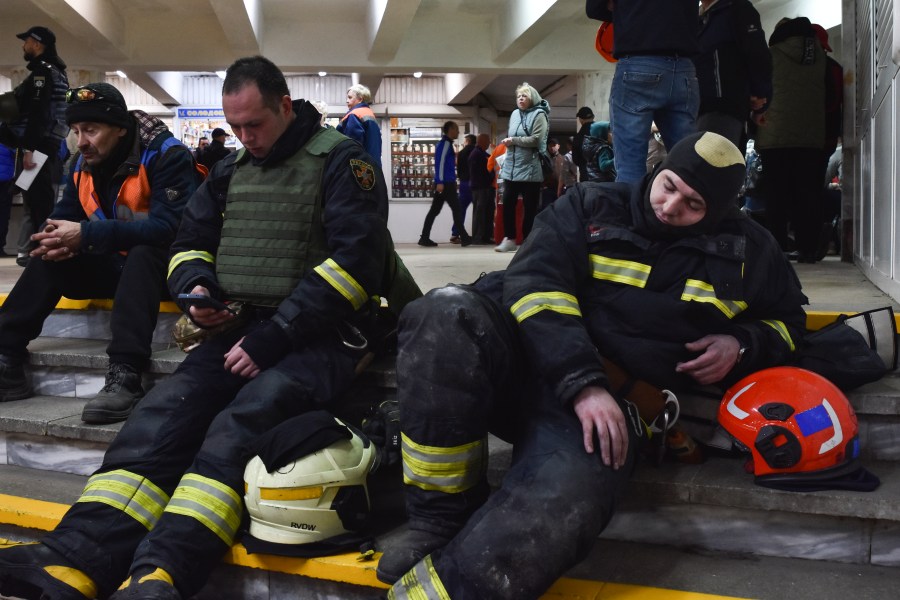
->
[51,112,198,255]
[2,52,68,152]
[503,181,808,406]
[168,100,403,370]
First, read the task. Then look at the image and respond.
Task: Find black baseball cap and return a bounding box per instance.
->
[16,26,56,47]
[211,127,228,139]
[576,106,594,119]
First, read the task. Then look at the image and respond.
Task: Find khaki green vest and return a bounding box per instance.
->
[216,127,345,306]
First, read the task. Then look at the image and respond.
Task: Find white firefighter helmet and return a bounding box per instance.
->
[244,422,376,545]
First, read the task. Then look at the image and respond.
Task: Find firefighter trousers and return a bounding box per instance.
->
[392,284,638,599]
[40,321,359,599]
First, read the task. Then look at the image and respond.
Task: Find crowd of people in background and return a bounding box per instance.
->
[0,4,856,599]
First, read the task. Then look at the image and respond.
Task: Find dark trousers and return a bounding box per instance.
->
[394,284,636,599]
[0,245,168,369]
[470,188,495,244]
[42,325,359,598]
[757,147,827,257]
[501,180,540,241]
[451,181,473,237]
[0,179,13,250]
[421,181,468,240]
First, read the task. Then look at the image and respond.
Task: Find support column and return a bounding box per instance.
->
[576,72,613,122]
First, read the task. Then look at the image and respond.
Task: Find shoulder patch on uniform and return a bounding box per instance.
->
[33,76,45,88]
[166,188,181,201]
[350,158,376,191]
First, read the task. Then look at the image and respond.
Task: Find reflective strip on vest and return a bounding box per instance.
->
[163,473,242,545]
[313,257,368,310]
[168,250,215,278]
[762,319,796,351]
[75,469,170,531]
[590,255,651,287]
[401,432,486,494]
[510,291,581,323]
[388,555,451,600]
[681,278,748,319]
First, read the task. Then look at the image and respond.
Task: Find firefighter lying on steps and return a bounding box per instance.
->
[378,131,809,599]
[0,55,419,600]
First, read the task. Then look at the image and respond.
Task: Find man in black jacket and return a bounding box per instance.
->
[199,127,231,170]
[694,0,772,146]
[0,26,68,238]
[379,132,807,599]
[572,105,594,182]
[0,55,415,600]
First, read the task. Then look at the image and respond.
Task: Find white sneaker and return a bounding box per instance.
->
[494,238,517,253]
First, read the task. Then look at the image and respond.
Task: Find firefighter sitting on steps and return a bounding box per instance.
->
[378,131,809,599]
[0,55,419,600]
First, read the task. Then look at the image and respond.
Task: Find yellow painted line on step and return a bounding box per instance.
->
[0,494,68,532]
[806,310,900,331]
[542,579,749,599]
[0,294,180,313]
[0,494,748,599]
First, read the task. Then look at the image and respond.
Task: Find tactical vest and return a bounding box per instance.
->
[9,59,69,143]
[216,127,345,306]
[74,136,186,222]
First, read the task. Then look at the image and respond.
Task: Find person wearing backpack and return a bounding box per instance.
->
[694,0,773,146]
[495,82,550,252]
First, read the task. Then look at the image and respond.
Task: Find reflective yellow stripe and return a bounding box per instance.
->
[43,566,97,598]
[590,255,651,287]
[314,258,368,310]
[76,470,170,531]
[763,319,796,351]
[258,486,323,501]
[163,473,242,545]
[387,555,451,600]
[509,291,581,323]
[168,250,215,278]
[681,279,748,319]
[401,433,486,494]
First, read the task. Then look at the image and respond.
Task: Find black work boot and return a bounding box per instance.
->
[376,528,452,585]
[81,363,145,424]
[0,355,32,402]
[0,540,97,600]
[109,566,181,600]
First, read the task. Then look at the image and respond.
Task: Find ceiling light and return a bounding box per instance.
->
[216,70,227,79]
[413,72,422,78]
[115,70,127,79]
[318,71,327,77]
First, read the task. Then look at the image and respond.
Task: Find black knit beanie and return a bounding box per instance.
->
[642,131,745,238]
[65,82,132,129]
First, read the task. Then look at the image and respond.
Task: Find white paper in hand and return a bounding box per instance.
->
[14,150,49,191]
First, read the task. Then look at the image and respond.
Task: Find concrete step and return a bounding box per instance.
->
[1,466,764,600]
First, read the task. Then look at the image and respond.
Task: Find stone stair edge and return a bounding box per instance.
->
[18,336,899,415]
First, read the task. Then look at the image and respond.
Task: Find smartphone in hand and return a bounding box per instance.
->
[177,293,234,313]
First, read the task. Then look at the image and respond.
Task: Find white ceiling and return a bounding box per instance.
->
[0,0,843,126]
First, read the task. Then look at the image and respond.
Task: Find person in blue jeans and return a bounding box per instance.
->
[587,0,700,184]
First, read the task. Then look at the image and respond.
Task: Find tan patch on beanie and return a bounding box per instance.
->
[694,132,744,168]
